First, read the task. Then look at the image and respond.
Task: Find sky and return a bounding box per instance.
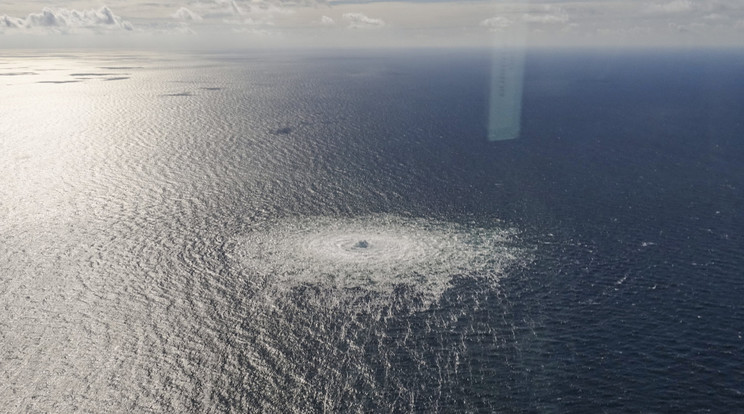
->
[2,0,744,49]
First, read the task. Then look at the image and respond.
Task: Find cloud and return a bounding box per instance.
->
[1,6,133,33]
[522,6,569,24]
[1,15,25,29]
[636,0,744,36]
[703,13,728,21]
[214,0,297,27]
[172,7,203,22]
[522,13,569,24]
[646,0,695,14]
[342,12,385,29]
[3,0,744,48]
[480,16,513,31]
[643,0,744,16]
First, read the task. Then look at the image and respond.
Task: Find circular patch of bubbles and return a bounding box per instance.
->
[232,215,527,304]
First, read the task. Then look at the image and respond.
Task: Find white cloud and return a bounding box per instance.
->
[643,0,744,16]
[522,13,569,24]
[172,7,203,22]
[210,0,301,16]
[703,13,728,20]
[2,0,744,48]
[1,15,25,29]
[342,12,385,29]
[1,6,133,33]
[647,0,695,14]
[522,6,569,24]
[480,16,513,31]
[216,0,296,27]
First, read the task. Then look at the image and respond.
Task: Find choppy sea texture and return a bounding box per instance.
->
[2,50,744,412]
[0,51,531,413]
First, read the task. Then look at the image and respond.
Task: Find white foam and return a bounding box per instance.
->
[232,215,527,304]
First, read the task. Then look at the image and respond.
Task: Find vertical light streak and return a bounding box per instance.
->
[488,15,526,141]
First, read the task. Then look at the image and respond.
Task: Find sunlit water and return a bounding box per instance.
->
[2,50,743,412]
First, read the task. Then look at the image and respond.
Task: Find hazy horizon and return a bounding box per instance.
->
[3,1,744,49]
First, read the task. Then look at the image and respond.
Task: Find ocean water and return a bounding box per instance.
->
[1,49,743,412]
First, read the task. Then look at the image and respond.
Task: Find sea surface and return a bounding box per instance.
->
[1,49,743,412]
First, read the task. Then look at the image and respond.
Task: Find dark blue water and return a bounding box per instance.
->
[2,49,743,412]
[353,50,744,412]
[284,49,744,411]
[493,50,744,412]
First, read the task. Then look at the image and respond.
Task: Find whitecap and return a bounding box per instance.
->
[231,215,527,305]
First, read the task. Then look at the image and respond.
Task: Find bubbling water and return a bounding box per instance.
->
[232,215,526,304]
